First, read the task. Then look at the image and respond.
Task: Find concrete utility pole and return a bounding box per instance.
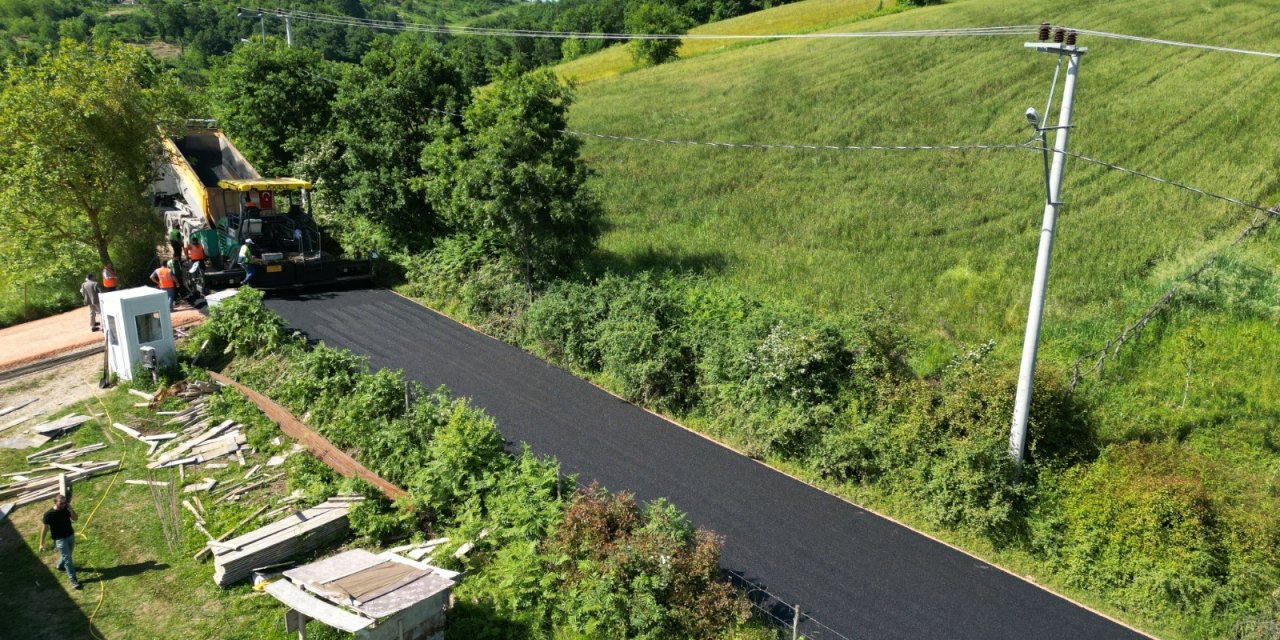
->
[1009,29,1086,465]
[285,14,293,47]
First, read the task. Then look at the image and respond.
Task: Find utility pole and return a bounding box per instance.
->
[1009,27,1086,465]
[285,13,293,47]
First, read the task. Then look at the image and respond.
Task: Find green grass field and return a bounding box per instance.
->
[566,0,1280,377]
[560,2,1280,634]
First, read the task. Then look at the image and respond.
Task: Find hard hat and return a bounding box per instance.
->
[244,238,254,244]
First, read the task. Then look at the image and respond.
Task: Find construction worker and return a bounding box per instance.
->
[167,257,185,299]
[168,226,183,262]
[238,238,256,286]
[38,494,81,590]
[80,274,100,331]
[101,265,117,290]
[150,261,177,310]
[184,238,206,269]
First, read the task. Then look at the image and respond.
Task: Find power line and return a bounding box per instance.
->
[1061,26,1280,60]
[1032,145,1280,219]
[277,9,1037,41]
[565,130,1031,152]
[264,8,1280,58]
[415,103,1276,219]
[1071,206,1276,388]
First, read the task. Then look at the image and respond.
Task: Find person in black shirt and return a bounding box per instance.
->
[39,494,81,590]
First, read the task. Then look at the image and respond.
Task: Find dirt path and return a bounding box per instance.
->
[0,304,203,373]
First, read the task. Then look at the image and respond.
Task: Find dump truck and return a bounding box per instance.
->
[152,123,372,292]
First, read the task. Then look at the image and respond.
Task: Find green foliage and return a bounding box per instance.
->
[420,64,602,288]
[411,399,512,520]
[543,485,749,638]
[313,34,467,252]
[1045,443,1233,628]
[186,287,291,358]
[208,41,336,175]
[593,273,696,410]
[404,233,528,339]
[0,39,178,290]
[625,3,693,66]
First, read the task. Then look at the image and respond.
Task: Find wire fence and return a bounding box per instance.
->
[726,569,858,640]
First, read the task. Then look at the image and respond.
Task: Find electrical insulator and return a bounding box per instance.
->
[1065,31,1077,46]
[1053,27,1065,43]
[1039,23,1051,41]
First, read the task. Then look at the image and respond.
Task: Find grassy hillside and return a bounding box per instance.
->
[567,0,1280,376]
[555,0,897,83]
[560,0,1280,635]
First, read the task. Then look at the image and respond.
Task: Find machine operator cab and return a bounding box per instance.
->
[216,178,320,274]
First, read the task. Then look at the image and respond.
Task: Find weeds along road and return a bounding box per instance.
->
[265,286,1144,640]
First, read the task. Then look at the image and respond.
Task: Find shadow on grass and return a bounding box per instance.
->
[78,560,170,584]
[0,516,104,639]
[587,247,731,278]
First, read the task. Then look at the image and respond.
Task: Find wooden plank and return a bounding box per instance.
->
[140,433,177,442]
[27,442,72,463]
[128,389,155,401]
[0,398,37,418]
[194,504,269,561]
[209,373,407,500]
[112,422,143,440]
[125,480,169,487]
[263,580,374,633]
[182,499,204,522]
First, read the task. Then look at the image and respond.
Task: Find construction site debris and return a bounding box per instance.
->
[0,460,119,507]
[212,497,362,587]
[30,414,92,438]
[128,388,156,401]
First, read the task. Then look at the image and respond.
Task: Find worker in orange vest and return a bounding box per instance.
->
[101,266,117,290]
[149,262,177,310]
[184,238,206,269]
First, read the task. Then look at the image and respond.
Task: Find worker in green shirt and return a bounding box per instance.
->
[168,226,183,263]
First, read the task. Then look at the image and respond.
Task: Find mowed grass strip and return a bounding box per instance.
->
[567,0,1280,371]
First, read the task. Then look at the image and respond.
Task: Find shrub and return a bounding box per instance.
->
[593,273,697,411]
[544,485,749,638]
[186,286,291,358]
[410,398,512,520]
[406,233,527,338]
[1048,442,1231,622]
[521,280,607,371]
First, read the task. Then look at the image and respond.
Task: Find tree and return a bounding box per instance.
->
[625,2,692,66]
[315,35,467,253]
[208,41,336,176]
[0,40,179,289]
[420,64,601,289]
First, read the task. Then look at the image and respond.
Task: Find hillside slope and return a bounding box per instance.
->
[562,0,1280,635]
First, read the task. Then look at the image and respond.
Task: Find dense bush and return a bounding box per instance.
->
[405,233,527,339]
[185,287,290,358]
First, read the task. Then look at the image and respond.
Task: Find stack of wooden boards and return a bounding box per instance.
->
[212,496,363,587]
[0,438,120,508]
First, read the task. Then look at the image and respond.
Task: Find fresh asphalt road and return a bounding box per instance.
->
[265,286,1143,640]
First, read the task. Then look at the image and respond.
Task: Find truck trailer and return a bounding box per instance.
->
[152,123,372,292]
